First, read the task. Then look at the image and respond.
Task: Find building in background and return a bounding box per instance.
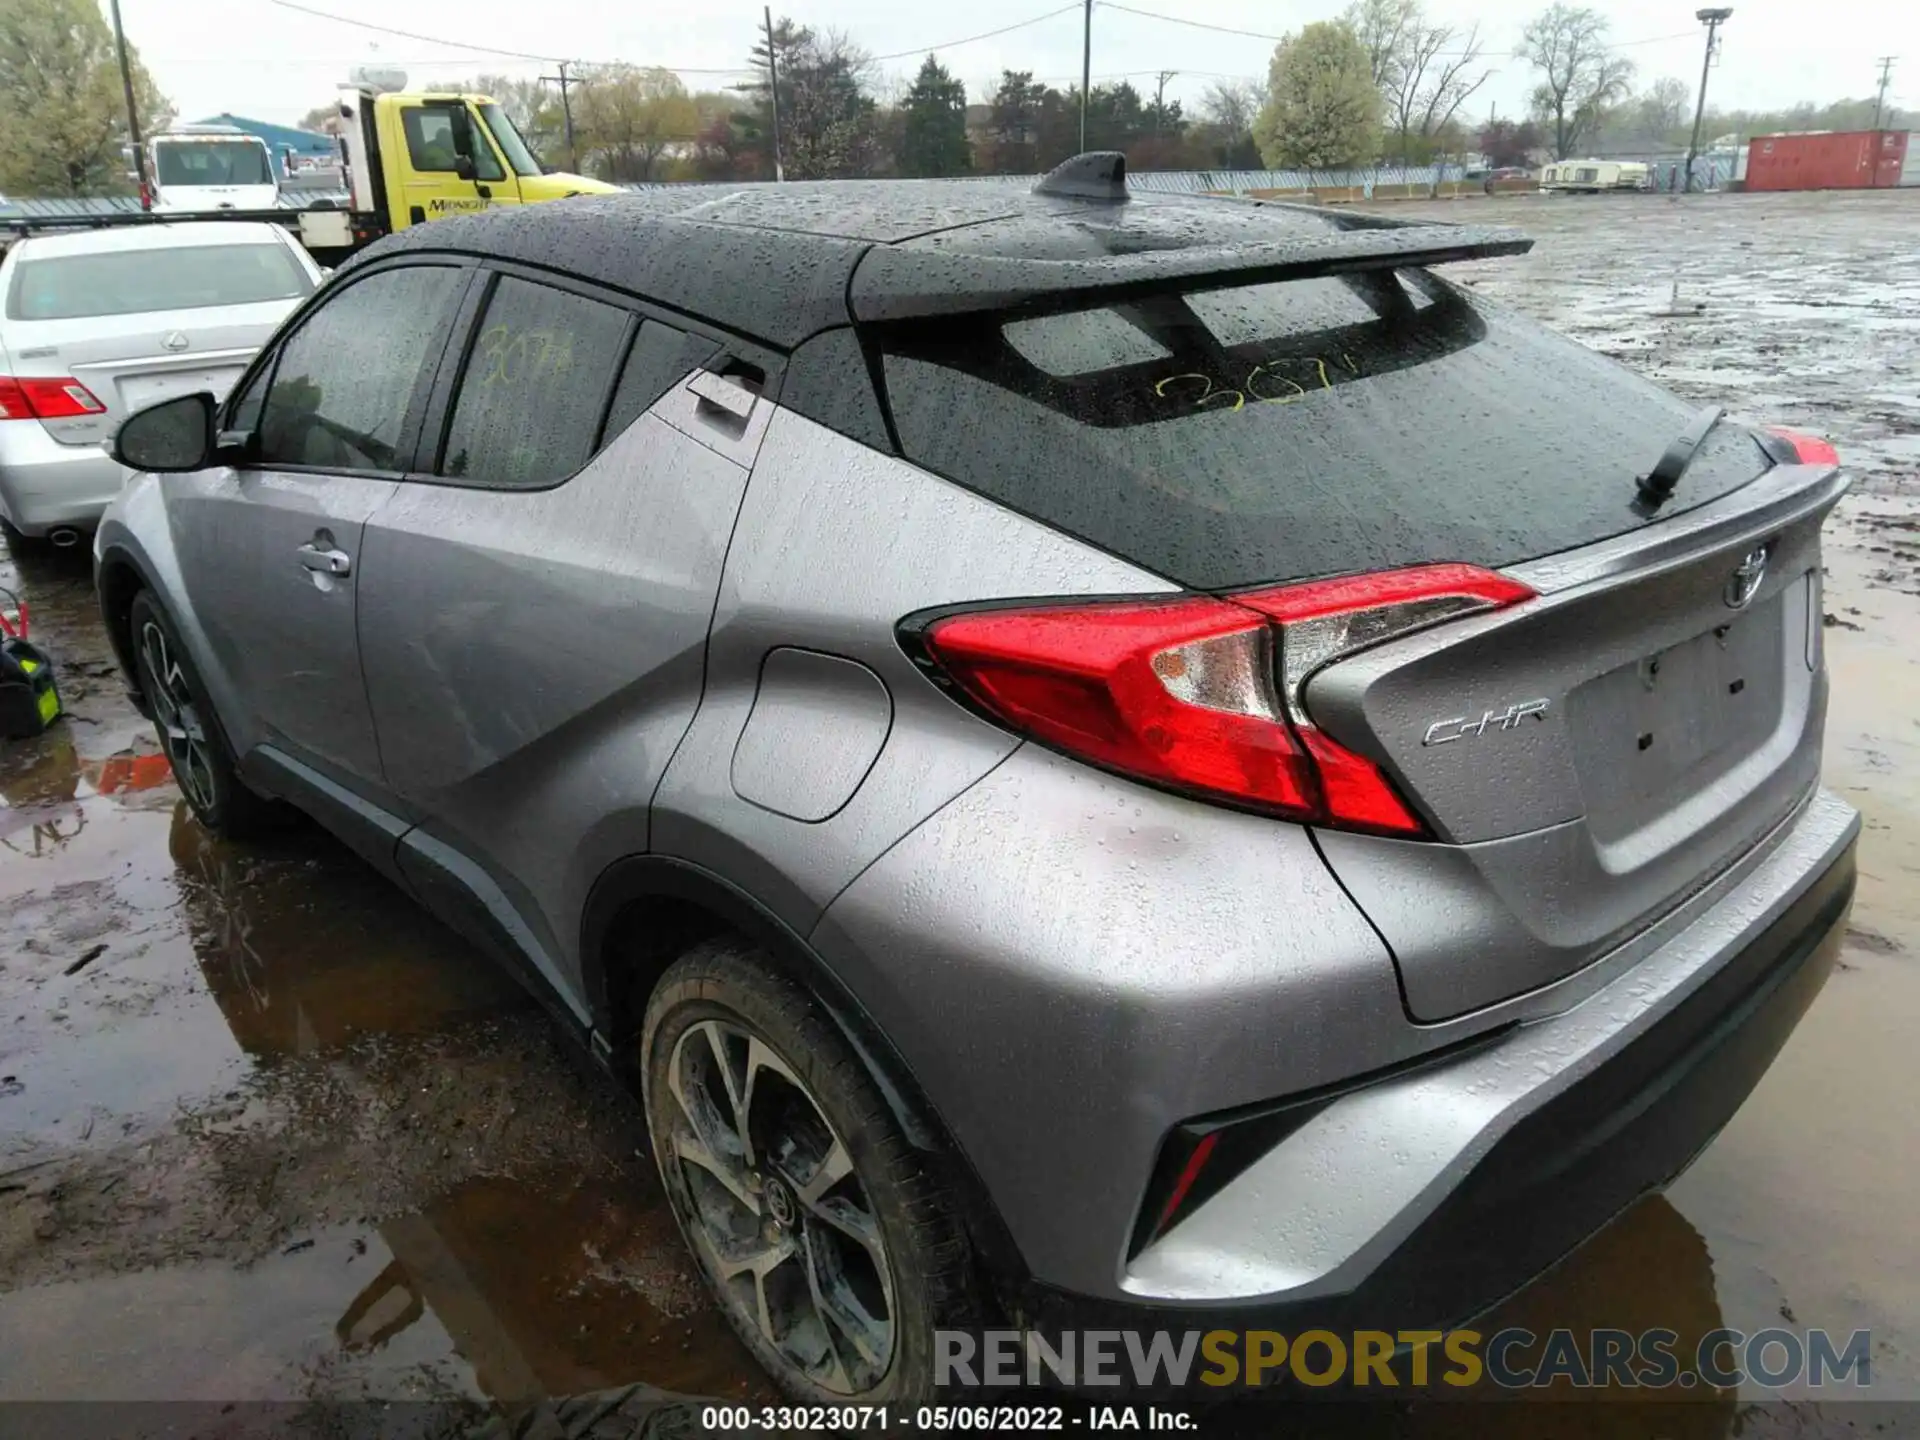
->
[191,113,339,180]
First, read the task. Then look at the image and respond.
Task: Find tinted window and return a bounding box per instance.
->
[879,271,1768,590]
[256,265,461,472]
[8,243,312,321]
[402,105,504,182]
[440,276,630,489]
[599,320,722,443]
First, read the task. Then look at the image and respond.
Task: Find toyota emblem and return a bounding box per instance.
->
[1724,544,1771,610]
[161,331,190,352]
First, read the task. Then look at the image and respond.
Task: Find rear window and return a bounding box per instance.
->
[879,271,1769,590]
[8,243,313,321]
[154,139,274,187]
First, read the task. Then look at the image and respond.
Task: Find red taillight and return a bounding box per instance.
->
[0,376,107,421]
[1763,426,1840,467]
[917,564,1535,839]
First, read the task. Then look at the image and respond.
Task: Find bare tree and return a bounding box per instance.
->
[1344,0,1419,89]
[1199,79,1264,137]
[1521,4,1636,160]
[1636,76,1692,141]
[1386,20,1491,161]
[574,66,698,182]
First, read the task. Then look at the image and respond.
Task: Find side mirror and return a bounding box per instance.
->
[452,154,476,182]
[111,392,216,473]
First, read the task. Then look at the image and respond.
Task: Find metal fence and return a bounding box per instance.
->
[624,165,1470,194]
[0,192,353,221]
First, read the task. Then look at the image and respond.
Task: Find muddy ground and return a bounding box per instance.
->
[1,187,1917,1432]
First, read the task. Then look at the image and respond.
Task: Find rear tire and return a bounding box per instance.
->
[127,590,288,839]
[641,939,982,1404]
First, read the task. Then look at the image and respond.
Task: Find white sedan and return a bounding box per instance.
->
[0,221,320,546]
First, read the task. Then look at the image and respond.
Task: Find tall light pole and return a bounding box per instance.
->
[1079,0,1092,152]
[1684,8,1732,194]
[764,6,786,181]
[108,0,150,208]
[1872,56,1897,131]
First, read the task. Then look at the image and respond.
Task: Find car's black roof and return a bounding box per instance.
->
[356,165,1529,351]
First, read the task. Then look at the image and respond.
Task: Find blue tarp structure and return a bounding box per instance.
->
[192,114,338,179]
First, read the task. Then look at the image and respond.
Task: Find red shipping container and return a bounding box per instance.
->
[1745,129,1910,191]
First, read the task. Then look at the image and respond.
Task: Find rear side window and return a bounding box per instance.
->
[438,275,630,489]
[600,319,721,443]
[8,243,313,321]
[255,264,460,472]
[879,271,1769,589]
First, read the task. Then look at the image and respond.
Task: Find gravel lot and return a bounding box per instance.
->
[2,187,1916,1432]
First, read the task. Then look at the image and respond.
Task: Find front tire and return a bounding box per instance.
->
[642,940,981,1403]
[127,590,285,839]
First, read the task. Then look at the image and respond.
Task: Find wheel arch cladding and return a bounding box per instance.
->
[96,549,150,696]
[581,853,1035,1287]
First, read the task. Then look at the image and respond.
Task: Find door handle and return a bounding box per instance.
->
[297,543,352,576]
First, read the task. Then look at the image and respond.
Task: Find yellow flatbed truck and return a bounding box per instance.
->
[0,67,617,265]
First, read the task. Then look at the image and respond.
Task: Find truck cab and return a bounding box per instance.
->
[150,126,281,213]
[334,68,616,236]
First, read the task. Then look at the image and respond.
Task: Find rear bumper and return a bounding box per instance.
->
[0,430,127,536]
[1033,787,1856,1333]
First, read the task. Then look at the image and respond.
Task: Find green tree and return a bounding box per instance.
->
[0,0,172,196]
[982,70,1053,172]
[744,18,880,179]
[898,55,968,176]
[573,66,697,182]
[1521,4,1636,160]
[1254,21,1382,170]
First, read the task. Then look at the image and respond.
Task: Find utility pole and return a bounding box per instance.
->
[1153,70,1177,139]
[539,60,580,173]
[1079,0,1092,152]
[1684,8,1732,194]
[107,0,150,209]
[764,5,786,181]
[1872,56,1897,131]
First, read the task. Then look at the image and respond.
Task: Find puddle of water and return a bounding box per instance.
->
[1,792,531,1156]
[1653,493,1920,1398]
[0,1170,763,1403]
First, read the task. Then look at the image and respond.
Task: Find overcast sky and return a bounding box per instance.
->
[129,0,1914,136]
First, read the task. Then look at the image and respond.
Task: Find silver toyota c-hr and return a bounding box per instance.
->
[95,155,1858,1403]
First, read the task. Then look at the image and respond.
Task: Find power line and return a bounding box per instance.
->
[870,5,1083,63]
[267,0,1084,76]
[1097,2,1696,58]
[267,0,562,61]
[1096,3,1280,42]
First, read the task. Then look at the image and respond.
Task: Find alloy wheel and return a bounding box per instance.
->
[137,619,217,814]
[664,1018,896,1394]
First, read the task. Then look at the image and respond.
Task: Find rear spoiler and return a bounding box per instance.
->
[850,219,1532,325]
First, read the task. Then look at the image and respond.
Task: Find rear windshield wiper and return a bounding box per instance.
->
[1636,404,1724,509]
